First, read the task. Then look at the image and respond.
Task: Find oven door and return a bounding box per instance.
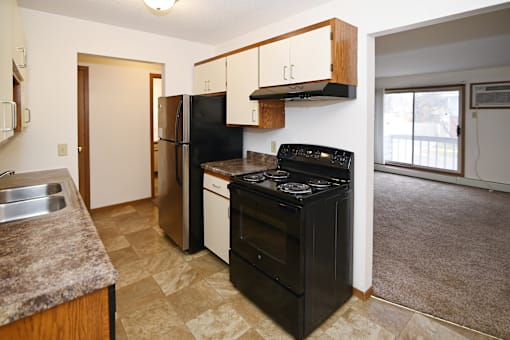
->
[230,184,304,295]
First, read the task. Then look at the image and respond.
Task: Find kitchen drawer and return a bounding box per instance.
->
[203,173,230,198]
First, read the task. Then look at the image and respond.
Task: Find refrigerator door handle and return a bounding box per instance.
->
[175,144,182,185]
[175,100,183,145]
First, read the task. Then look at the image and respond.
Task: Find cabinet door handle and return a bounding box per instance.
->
[283,65,288,80]
[1,101,17,131]
[290,64,295,79]
[251,109,256,123]
[204,80,207,92]
[24,108,31,123]
[207,80,211,91]
[212,183,221,189]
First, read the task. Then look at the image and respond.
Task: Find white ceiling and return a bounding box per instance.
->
[17,0,334,45]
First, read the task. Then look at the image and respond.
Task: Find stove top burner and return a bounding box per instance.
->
[243,173,266,182]
[277,182,312,195]
[264,169,290,180]
[307,178,332,188]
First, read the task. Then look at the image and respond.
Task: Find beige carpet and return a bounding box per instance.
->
[373,172,510,339]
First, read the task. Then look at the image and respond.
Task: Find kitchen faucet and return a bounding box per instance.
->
[0,170,15,179]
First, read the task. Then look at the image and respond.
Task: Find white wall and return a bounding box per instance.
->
[213,0,509,293]
[375,65,510,185]
[0,8,213,186]
[78,56,162,208]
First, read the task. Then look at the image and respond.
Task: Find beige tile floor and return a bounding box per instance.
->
[91,200,495,340]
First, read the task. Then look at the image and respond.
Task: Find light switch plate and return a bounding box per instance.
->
[57,144,67,156]
[271,141,277,153]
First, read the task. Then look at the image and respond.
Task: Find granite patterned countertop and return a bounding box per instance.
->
[201,151,278,177]
[0,169,117,327]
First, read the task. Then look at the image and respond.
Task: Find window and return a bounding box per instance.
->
[383,85,464,174]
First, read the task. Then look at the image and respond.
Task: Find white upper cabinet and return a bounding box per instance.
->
[226,48,259,126]
[259,39,290,88]
[13,6,27,79]
[0,0,15,143]
[259,26,331,87]
[193,57,226,95]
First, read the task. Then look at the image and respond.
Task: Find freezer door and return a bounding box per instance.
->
[158,140,185,249]
[158,95,184,142]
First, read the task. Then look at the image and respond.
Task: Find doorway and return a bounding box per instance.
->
[150,73,162,198]
[77,54,163,209]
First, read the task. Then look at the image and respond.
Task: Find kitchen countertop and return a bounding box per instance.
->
[201,151,277,178]
[0,169,117,327]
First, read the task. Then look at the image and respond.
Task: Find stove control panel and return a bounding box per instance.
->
[278,144,352,169]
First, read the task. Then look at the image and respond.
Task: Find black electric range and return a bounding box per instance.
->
[229,144,354,339]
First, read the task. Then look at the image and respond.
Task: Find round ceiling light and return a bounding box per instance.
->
[143,0,176,11]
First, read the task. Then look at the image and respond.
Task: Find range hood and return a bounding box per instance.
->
[249,82,356,101]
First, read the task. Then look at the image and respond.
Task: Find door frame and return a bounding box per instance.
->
[77,66,91,209]
[150,73,162,198]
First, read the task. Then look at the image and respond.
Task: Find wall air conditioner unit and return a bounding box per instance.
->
[470,81,510,109]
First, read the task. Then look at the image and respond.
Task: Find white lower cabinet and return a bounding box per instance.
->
[203,173,230,263]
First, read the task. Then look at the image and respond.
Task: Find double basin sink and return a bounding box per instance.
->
[0,183,67,224]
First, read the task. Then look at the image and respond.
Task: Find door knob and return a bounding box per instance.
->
[78,146,83,153]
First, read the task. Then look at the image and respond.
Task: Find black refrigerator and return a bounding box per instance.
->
[158,95,243,252]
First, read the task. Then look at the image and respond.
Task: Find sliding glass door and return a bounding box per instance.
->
[383,85,464,174]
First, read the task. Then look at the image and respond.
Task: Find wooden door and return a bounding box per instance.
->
[77,66,90,209]
[150,73,162,198]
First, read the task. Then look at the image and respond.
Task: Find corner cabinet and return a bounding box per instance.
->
[193,58,226,95]
[260,19,357,87]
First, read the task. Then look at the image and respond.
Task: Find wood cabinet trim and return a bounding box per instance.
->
[195,18,335,66]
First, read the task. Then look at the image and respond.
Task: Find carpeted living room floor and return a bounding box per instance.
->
[373,171,510,339]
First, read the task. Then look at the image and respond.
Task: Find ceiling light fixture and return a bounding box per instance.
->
[143,0,176,12]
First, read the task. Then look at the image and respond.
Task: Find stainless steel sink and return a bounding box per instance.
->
[0,183,62,204]
[0,195,67,224]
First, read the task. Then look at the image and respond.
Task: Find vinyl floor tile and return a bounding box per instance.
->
[188,252,228,277]
[102,235,130,252]
[153,262,201,295]
[186,304,250,340]
[121,298,184,339]
[166,280,224,322]
[108,247,141,270]
[116,277,165,316]
[398,313,470,340]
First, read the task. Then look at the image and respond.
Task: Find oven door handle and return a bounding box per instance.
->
[278,203,299,212]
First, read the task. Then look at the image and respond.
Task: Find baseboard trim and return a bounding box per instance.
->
[90,197,152,213]
[353,286,373,301]
[375,164,510,193]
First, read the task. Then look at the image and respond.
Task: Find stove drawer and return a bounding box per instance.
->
[203,173,230,198]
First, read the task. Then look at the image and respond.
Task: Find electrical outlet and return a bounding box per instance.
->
[271,140,277,153]
[57,144,67,156]
[472,111,478,119]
